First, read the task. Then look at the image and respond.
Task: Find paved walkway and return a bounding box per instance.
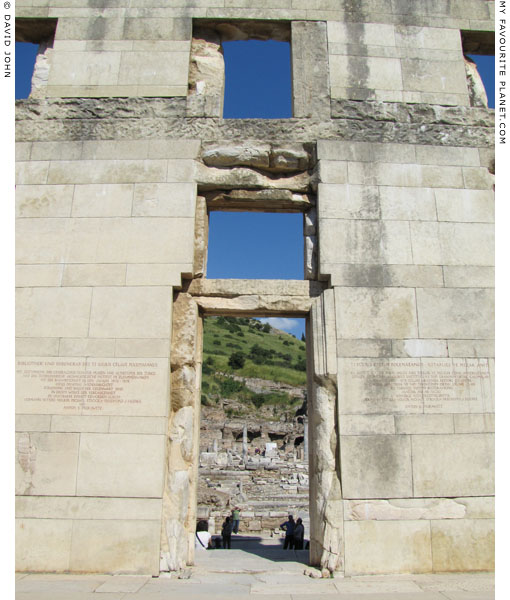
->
[15,535,495,599]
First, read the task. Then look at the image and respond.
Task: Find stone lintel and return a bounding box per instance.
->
[188,278,325,299]
[205,189,312,212]
[193,295,313,317]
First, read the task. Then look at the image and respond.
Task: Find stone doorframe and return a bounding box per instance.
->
[159,279,344,575]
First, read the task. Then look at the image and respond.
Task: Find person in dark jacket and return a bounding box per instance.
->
[221,515,234,549]
[293,517,305,550]
[280,515,295,549]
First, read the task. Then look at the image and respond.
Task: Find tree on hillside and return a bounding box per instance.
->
[228,351,246,369]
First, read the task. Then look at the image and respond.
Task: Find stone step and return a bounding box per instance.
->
[247,499,309,507]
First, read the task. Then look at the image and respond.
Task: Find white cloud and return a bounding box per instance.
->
[258,317,299,333]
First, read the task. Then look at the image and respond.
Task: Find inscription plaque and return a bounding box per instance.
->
[16,357,169,416]
[338,358,493,415]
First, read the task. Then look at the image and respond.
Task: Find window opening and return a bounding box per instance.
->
[466,55,495,108]
[206,211,304,280]
[199,315,309,553]
[222,39,291,118]
[15,18,57,99]
[15,42,39,99]
[461,31,495,109]
[188,20,292,118]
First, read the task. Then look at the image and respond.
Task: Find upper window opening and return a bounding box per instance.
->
[222,40,291,119]
[461,31,495,109]
[188,20,292,119]
[207,212,303,280]
[466,54,495,109]
[15,18,57,99]
[15,42,39,99]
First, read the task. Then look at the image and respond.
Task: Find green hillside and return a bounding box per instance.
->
[201,316,307,414]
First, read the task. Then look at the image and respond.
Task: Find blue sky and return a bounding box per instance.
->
[15,40,496,339]
[223,40,292,118]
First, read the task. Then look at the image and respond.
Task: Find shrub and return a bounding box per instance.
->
[293,358,307,372]
[249,344,274,365]
[219,377,245,396]
[228,351,246,369]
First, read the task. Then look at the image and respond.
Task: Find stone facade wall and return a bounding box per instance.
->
[16,0,494,577]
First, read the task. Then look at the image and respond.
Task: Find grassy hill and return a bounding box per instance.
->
[201,316,307,414]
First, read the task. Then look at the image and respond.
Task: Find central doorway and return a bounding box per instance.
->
[162,284,343,575]
[197,315,309,554]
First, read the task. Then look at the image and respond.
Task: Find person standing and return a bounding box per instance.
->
[221,515,233,549]
[280,515,295,549]
[293,517,305,550]
[232,507,241,534]
[195,520,212,550]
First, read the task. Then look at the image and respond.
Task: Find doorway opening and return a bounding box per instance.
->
[162,284,341,574]
[197,314,310,556]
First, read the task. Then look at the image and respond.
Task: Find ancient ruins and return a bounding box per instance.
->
[16,0,494,577]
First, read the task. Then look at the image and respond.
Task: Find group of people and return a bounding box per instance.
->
[279,515,305,550]
[195,507,241,551]
[195,509,306,551]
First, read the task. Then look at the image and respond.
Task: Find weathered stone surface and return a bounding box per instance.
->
[308,292,343,573]
[16,519,72,572]
[30,41,54,99]
[193,196,208,278]
[416,288,494,339]
[292,21,330,119]
[412,434,494,498]
[344,520,433,575]
[15,432,80,496]
[70,519,161,574]
[464,55,489,108]
[202,143,271,169]
[206,188,313,211]
[187,34,224,118]
[195,163,312,192]
[195,294,313,315]
[343,497,495,521]
[188,279,325,298]
[334,288,418,339]
[431,519,494,572]
[15,99,494,148]
[304,235,318,280]
[341,435,413,499]
[76,433,166,498]
[331,99,494,128]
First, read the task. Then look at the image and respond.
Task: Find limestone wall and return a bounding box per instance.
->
[16,0,494,577]
[15,139,199,574]
[316,139,494,574]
